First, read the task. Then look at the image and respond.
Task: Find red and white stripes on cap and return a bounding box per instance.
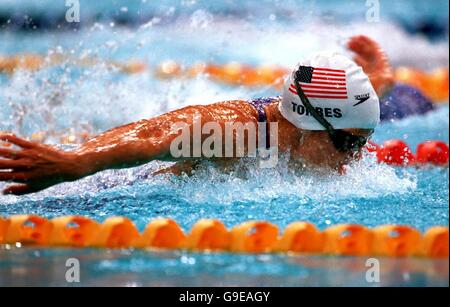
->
[288,66,348,99]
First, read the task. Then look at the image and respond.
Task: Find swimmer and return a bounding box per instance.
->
[0,35,393,195]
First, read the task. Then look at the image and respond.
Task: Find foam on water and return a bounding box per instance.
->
[0,148,416,201]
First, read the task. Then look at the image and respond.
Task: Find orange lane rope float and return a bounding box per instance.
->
[162,62,449,102]
[152,61,450,102]
[3,55,446,102]
[395,67,449,102]
[0,215,447,258]
[140,218,186,249]
[322,224,373,256]
[422,226,449,258]
[230,221,279,253]
[2,215,53,245]
[141,61,450,102]
[0,53,147,75]
[276,222,323,253]
[49,216,101,247]
[186,219,230,251]
[0,54,45,73]
[371,225,422,257]
[0,216,8,243]
[91,216,141,248]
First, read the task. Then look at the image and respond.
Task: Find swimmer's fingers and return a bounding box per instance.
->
[0,171,28,183]
[0,148,26,160]
[349,35,390,66]
[347,35,379,61]
[0,159,34,171]
[1,174,58,195]
[0,133,38,149]
[2,184,34,195]
[2,177,54,195]
[1,133,59,158]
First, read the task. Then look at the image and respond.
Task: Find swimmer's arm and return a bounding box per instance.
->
[0,105,218,195]
[74,105,222,172]
[73,119,180,172]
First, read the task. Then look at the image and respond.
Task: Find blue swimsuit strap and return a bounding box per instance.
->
[247,97,278,149]
[247,97,276,122]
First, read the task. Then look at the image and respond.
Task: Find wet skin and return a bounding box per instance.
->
[0,35,394,195]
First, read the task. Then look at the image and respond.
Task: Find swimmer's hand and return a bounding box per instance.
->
[347,35,395,97]
[0,133,88,195]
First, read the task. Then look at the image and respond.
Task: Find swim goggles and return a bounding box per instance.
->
[293,70,373,153]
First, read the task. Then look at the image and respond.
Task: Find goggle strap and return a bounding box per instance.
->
[293,72,336,134]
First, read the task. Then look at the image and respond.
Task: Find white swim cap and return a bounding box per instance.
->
[279,51,380,130]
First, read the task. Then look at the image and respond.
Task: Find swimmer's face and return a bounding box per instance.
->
[297,129,372,171]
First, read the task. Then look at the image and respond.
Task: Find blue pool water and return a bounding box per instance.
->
[0,0,449,286]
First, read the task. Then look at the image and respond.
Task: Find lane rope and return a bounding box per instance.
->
[1,55,448,102]
[0,215,448,258]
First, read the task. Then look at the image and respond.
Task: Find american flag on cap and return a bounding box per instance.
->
[289,66,348,99]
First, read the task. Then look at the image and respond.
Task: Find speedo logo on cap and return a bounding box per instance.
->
[288,66,348,99]
[353,93,370,106]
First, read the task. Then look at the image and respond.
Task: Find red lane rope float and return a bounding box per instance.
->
[376,140,416,166]
[371,140,449,166]
[416,141,450,166]
[0,215,448,258]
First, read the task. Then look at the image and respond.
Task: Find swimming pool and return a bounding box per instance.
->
[0,0,448,286]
